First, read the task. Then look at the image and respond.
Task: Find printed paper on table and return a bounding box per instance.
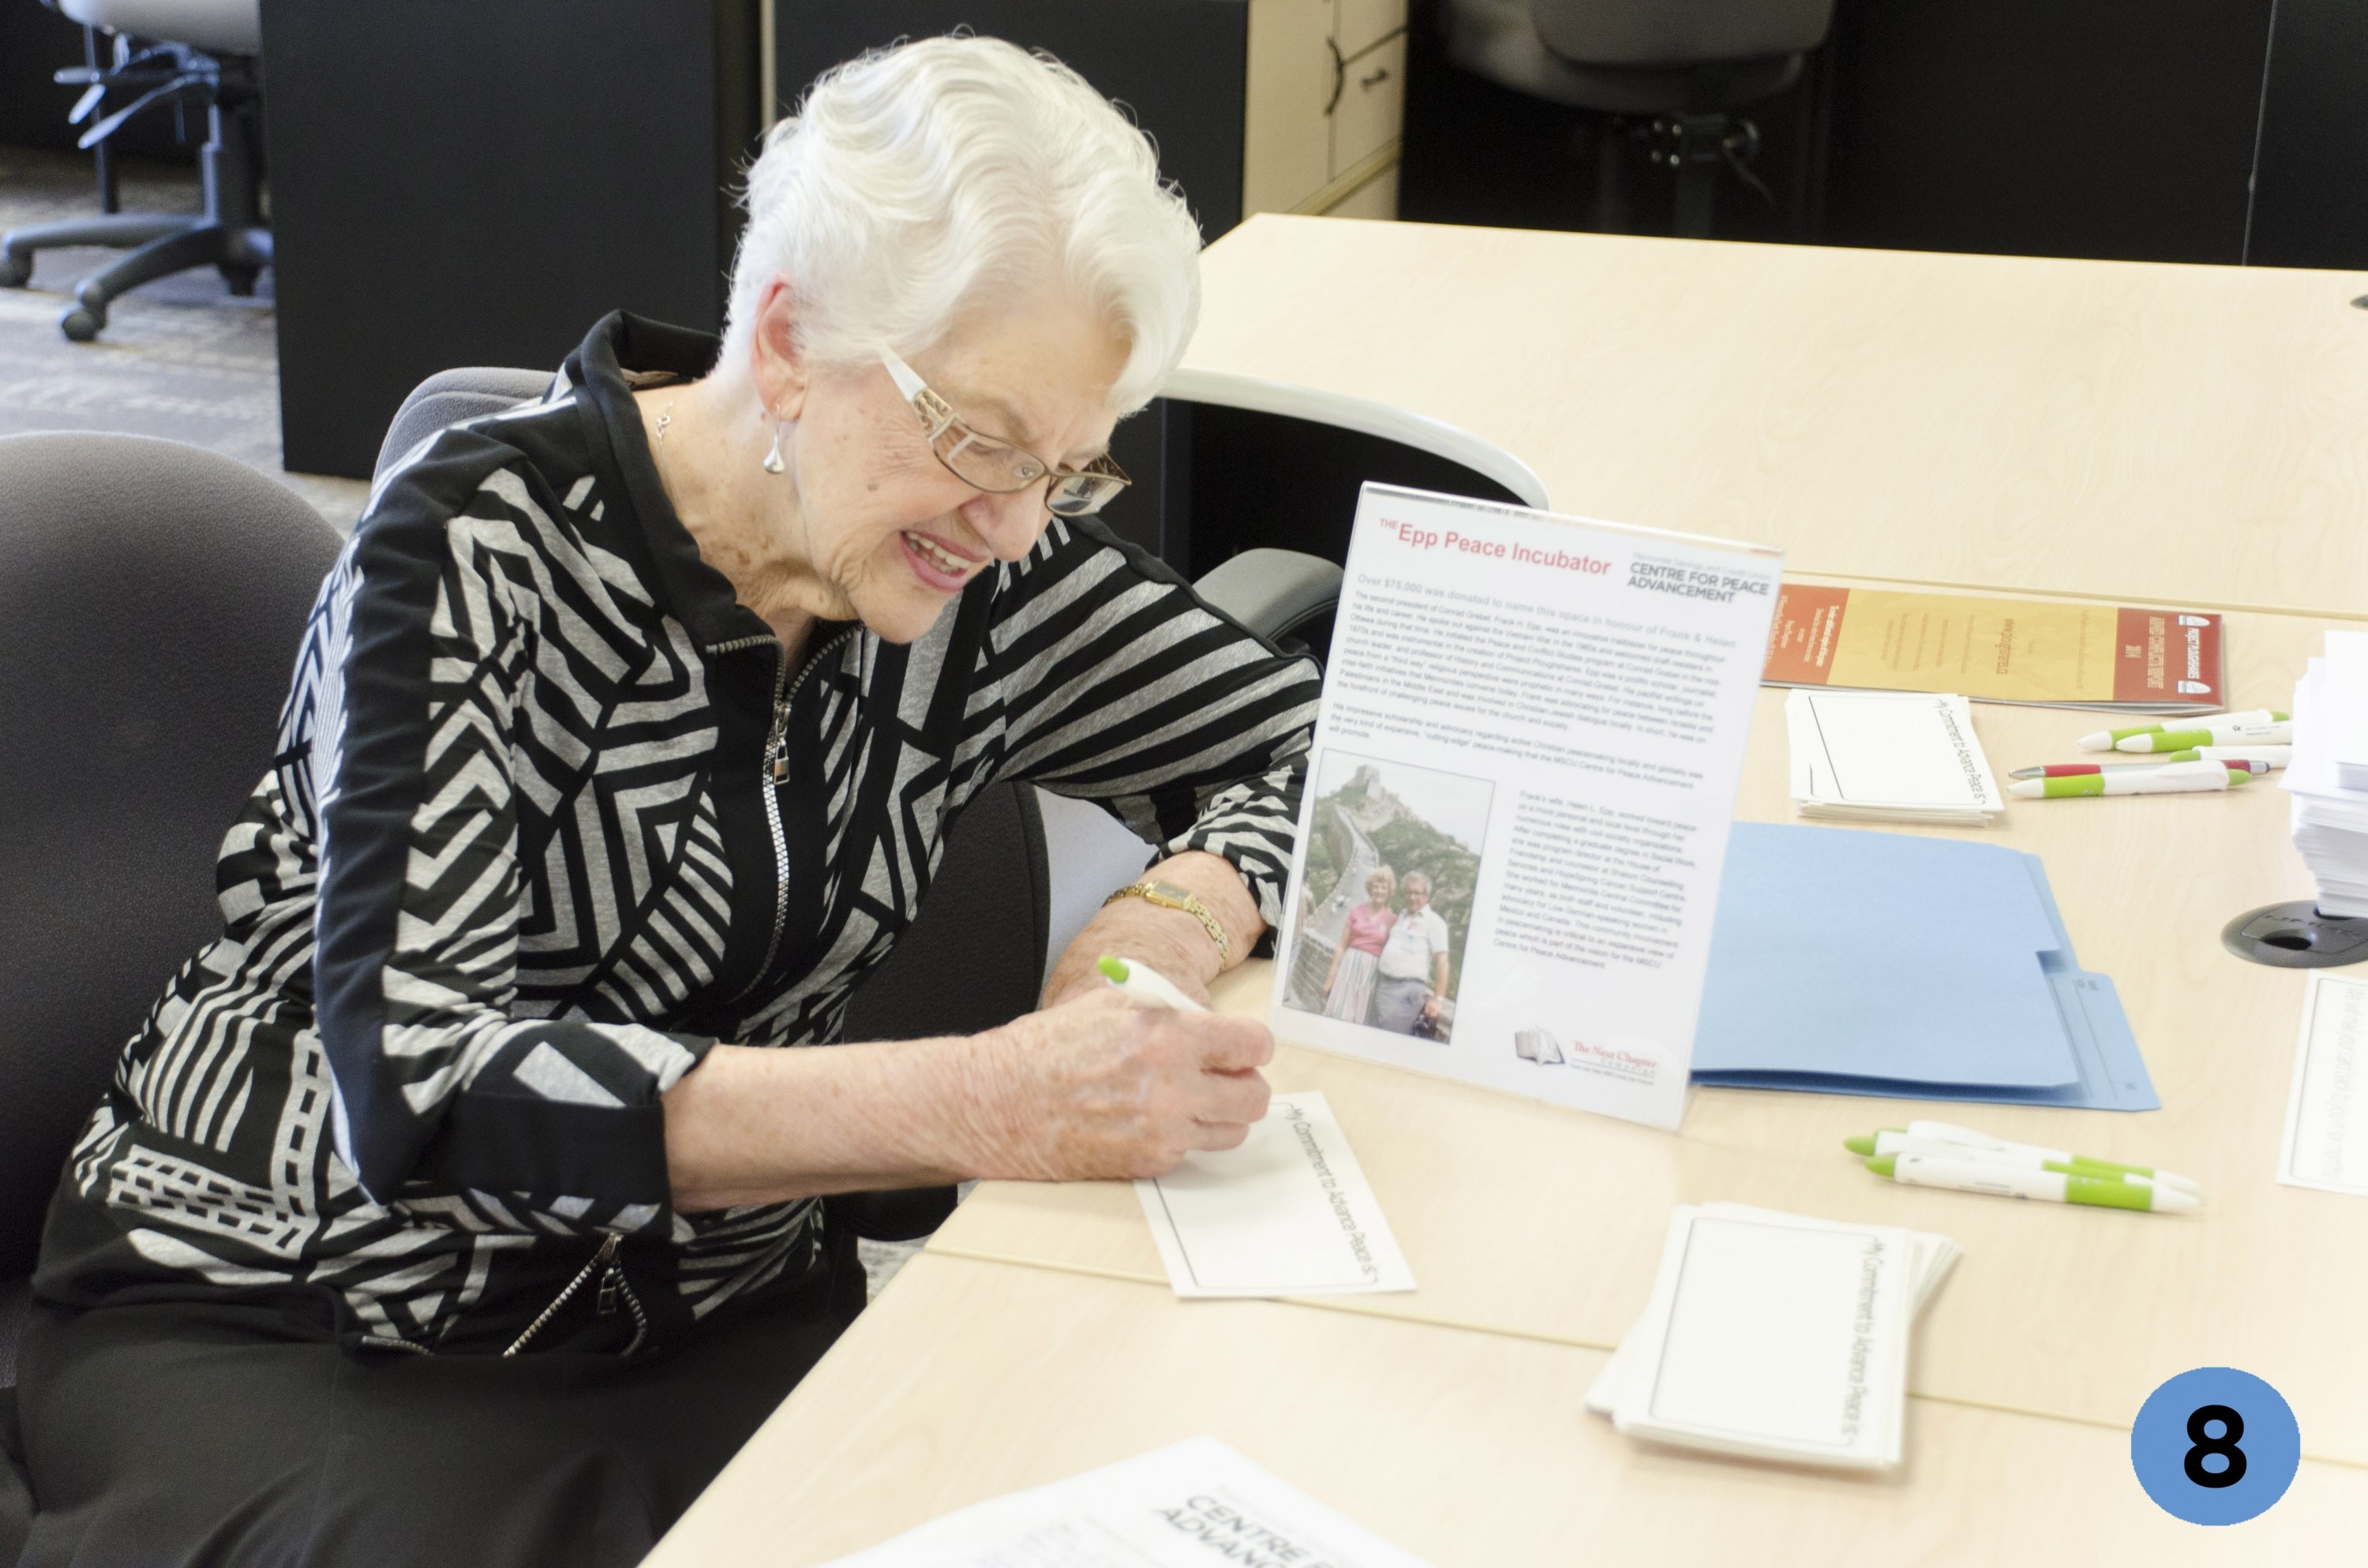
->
[1269,484,1782,1130]
[1763,583,2224,713]
[817,1435,1437,1567]
[2279,971,2368,1196]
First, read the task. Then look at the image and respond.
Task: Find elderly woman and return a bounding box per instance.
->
[11,38,1317,1568]
[1320,866,1396,1023]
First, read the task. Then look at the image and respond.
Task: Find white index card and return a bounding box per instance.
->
[1133,1090,1415,1299]
[2280,970,2368,1196]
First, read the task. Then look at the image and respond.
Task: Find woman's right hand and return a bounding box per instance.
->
[956,987,1274,1181]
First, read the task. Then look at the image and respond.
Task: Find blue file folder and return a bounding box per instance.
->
[1690,823,2158,1111]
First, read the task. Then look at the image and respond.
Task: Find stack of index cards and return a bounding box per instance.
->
[1584,1204,1958,1471]
[1785,689,2003,825]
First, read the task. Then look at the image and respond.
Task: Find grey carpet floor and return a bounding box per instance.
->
[0,145,369,530]
[2,143,929,1300]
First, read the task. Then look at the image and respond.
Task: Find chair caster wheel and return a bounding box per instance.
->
[59,305,103,342]
[0,253,30,288]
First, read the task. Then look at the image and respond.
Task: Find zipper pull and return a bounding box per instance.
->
[771,751,789,783]
[594,1232,621,1315]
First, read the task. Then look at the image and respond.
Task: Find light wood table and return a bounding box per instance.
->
[1181,215,2368,621]
[648,1252,2368,1566]
[931,605,2368,1464]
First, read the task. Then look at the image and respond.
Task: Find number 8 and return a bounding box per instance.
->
[2185,1403,2248,1489]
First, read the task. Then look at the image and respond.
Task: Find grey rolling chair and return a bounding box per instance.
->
[1441,0,1835,237]
[373,367,556,476]
[0,434,343,1550]
[0,0,269,340]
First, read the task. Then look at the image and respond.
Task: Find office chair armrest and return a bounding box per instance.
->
[1193,548,1343,646]
[826,1186,961,1244]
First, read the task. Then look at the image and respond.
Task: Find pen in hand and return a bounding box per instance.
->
[1097,954,1208,1013]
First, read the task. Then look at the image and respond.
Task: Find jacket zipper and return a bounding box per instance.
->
[729,627,855,1003]
[496,627,852,1361]
[504,1232,648,1357]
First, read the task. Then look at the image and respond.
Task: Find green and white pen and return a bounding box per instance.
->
[2077,710,2285,750]
[2008,761,2251,798]
[2156,751,2274,774]
[1867,1152,2199,1212]
[2116,720,2291,753]
[1902,1119,2201,1193]
[2006,759,2264,780]
[2179,744,2291,769]
[1096,954,1206,1012]
[1845,1132,2164,1185]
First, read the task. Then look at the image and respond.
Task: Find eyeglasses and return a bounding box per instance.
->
[879,348,1130,518]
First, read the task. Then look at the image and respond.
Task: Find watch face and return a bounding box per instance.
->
[1146,881,1192,905]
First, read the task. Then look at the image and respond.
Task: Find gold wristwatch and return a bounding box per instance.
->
[1103,880,1231,968]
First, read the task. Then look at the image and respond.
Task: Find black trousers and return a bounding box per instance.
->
[6,1258,852,1568]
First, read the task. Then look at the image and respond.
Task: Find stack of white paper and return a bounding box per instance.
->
[2284,642,2368,916]
[2331,632,2368,795]
[1784,690,2003,825]
[1583,1204,1958,1471]
[819,1435,1437,1567]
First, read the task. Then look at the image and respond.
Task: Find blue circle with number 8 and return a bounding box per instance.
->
[2131,1368,2299,1525]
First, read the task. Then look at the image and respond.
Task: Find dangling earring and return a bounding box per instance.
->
[762,415,786,476]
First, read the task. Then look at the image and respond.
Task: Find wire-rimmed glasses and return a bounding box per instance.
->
[879,348,1130,518]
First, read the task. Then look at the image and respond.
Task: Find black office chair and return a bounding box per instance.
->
[1439,0,1834,238]
[0,0,271,340]
[0,433,343,1551]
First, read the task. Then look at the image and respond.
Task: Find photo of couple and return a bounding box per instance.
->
[1283,753,1491,1045]
[1321,866,1452,1037]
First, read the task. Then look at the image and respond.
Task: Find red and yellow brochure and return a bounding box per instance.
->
[1763,584,2224,712]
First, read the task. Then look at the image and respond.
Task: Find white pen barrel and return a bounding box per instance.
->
[1907,1120,2070,1162]
[1877,1133,2090,1175]
[2111,762,2233,794]
[1890,1154,2065,1200]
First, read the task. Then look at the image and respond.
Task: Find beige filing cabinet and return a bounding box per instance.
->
[1246,0,1407,220]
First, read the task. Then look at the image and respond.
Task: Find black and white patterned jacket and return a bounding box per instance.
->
[36,314,1320,1356]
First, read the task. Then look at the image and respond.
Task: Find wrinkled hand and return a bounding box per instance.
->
[958,988,1273,1181]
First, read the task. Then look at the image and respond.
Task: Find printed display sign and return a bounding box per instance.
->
[1270,484,1782,1129]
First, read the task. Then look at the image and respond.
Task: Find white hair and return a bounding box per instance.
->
[727,36,1203,414]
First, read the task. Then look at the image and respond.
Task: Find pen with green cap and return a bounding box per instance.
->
[2010,757,2272,780]
[1844,1129,2199,1192]
[2077,710,2286,750]
[2183,744,2290,769]
[1864,1151,2199,1212]
[1096,954,1205,1012]
[2115,719,2291,754]
[1897,1119,2202,1193]
[2008,760,2253,798]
